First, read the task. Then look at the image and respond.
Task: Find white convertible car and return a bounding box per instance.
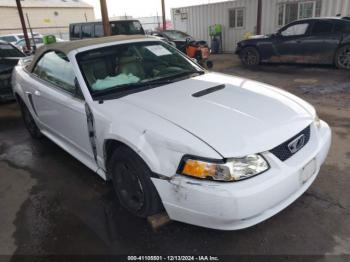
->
[12,35,331,230]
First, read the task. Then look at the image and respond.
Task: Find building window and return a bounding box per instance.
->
[277,1,321,27]
[229,8,245,28]
[299,2,315,19]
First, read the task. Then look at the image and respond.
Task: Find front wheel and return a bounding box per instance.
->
[335,45,350,70]
[109,146,164,218]
[240,47,260,66]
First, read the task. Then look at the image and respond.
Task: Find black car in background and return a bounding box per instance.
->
[0,41,25,101]
[150,30,194,53]
[69,20,145,40]
[236,17,350,69]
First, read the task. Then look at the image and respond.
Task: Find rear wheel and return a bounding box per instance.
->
[108,146,164,218]
[335,45,350,70]
[240,47,260,66]
[19,100,42,139]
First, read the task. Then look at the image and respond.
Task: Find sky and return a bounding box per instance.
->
[83,0,230,19]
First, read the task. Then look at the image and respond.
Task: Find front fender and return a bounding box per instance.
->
[93,101,222,178]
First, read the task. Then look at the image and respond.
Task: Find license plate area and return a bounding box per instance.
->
[300,159,317,184]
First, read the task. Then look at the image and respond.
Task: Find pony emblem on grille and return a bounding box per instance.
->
[288,134,306,154]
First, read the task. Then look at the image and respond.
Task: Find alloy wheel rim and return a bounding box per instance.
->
[338,47,350,69]
[243,50,257,65]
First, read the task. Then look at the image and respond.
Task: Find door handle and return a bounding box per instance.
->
[34,90,41,96]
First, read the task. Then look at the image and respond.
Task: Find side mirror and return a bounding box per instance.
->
[186,37,191,44]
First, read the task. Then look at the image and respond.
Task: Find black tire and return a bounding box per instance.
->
[108,145,164,218]
[19,100,42,139]
[240,47,260,66]
[335,45,350,70]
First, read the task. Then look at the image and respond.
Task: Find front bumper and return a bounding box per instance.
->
[152,121,331,230]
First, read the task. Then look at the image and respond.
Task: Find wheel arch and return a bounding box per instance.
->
[103,138,160,180]
[104,139,126,173]
[15,92,23,104]
[239,45,261,55]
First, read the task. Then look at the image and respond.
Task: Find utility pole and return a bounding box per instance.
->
[26,13,36,50]
[156,12,160,30]
[100,0,111,36]
[161,0,166,31]
[256,0,262,35]
[15,0,31,51]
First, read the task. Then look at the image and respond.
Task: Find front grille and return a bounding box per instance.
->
[270,126,311,161]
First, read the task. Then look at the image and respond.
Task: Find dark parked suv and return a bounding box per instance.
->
[69,20,145,40]
[0,41,25,101]
[236,17,350,69]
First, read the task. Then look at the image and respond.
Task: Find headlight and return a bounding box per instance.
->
[178,154,269,182]
[314,114,321,129]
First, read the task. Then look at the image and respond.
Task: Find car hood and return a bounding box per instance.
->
[248,34,268,39]
[239,35,271,45]
[122,72,314,157]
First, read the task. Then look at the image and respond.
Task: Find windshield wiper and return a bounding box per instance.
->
[93,70,205,99]
[93,79,177,98]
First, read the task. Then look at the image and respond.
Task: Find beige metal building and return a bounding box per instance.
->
[0,0,95,40]
[172,0,350,52]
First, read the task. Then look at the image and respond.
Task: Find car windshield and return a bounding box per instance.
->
[17,33,39,40]
[77,41,204,99]
[0,43,24,57]
[163,31,190,40]
[17,38,43,47]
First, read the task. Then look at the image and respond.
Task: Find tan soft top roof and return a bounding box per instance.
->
[27,35,149,72]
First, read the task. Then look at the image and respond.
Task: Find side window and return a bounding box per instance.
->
[312,21,333,35]
[82,25,92,38]
[281,23,309,36]
[94,24,104,37]
[334,21,350,33]
[73,25,81,39]
[33,51,76,94]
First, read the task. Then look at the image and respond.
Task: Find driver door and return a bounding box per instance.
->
[272,21,312,63]
[26,51,95,164]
